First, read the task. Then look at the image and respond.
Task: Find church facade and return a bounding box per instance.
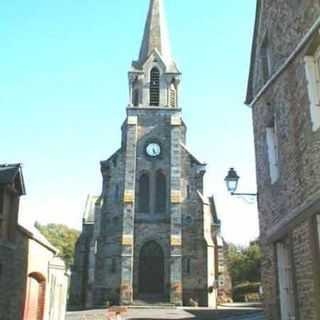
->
[70,0,220,308]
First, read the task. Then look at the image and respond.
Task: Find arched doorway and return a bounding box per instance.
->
[139,241,164,295]
[23,272,46,320]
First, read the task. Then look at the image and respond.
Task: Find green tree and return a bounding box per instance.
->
[35,222,80,270]
[227,241,262,286]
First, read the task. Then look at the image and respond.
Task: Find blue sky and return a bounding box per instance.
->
[1,0,258,245]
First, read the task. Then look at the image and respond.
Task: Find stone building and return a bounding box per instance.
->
[246,1,320,319]
[70,0,221,308]
[216,237,233,304]
[69,195,102,308]
[0,164,68,320]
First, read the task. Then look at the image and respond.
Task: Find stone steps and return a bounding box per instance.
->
[128,305,177,309]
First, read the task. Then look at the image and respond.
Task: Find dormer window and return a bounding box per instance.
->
[150,67,160,106]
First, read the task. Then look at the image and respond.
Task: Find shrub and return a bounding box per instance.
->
[233,282,261,302]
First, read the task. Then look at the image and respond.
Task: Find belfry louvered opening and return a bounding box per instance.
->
[150,67,160,106]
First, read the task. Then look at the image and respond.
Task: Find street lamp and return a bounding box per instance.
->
[224,168,257,197]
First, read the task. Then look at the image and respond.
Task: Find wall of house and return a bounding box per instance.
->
[251,2,320,319]
[251,0,320,98]
[0,234,28,320]
[22,232,68,320]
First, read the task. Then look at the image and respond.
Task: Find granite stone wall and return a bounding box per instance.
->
[250,1,320,319]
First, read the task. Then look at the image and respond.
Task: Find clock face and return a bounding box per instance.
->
[146,143,161,157]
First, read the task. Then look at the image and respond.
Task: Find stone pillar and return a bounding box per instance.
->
[169,114,183,306]
[120,115,138,305]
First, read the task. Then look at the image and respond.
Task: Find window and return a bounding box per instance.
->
[0,192,3,214]
[305,46,320,131]
[111,258,116,274]
[112,216,120,225]
[150,67,160,106]
[155,170,166,212]
[266,118,279,184]
[114,185,120,202]
[112,156,117,167]
[186,185,190,199]
[260,34,271,83]
[94,240,98,255]
[169,83,176,108]
[184,215,193,226]
[183,257,191,274]
[138,173,150,212]
[133,88,140,107]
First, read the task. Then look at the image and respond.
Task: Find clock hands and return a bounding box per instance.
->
[146,143,160,157]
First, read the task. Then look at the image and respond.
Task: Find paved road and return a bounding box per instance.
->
[66,305,265,320]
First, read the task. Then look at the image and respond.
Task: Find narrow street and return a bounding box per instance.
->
[66,304,265,320]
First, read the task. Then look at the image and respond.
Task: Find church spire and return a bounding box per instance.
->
[137,0,175,68]
[129,0,180,108]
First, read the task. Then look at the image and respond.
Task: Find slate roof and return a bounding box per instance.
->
[18,224,58,254]
[82,195,100,224]
[0,163,26,195]
[180,143,206,166]
[245,1,262,105]
[135,0,178,71]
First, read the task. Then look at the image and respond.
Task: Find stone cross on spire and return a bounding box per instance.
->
[138,0,175,68]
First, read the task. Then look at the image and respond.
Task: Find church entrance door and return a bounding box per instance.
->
[139,241,164,295]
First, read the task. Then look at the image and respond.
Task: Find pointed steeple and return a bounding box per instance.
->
[137,0,175,68]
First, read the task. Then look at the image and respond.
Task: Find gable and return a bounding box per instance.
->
[0,164,26,195]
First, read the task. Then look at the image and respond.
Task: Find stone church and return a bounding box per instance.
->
[70,0,220,308]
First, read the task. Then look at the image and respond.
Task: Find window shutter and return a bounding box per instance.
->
[304,56,320,131]
[266,127,279,183]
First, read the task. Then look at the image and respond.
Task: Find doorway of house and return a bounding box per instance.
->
[23,272,46,320]
[138,241,164,297]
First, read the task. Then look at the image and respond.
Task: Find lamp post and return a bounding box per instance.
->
[224,168,257,197]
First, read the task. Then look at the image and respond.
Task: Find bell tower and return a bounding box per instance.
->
[128,0,181,109]
[119,0,185,305]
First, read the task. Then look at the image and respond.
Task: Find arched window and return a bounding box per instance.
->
[138,173,150,212]
[186,185,191,199]
[169,83,176,107]
[111,258,116,273]
[155,170,166,212]
[150,67,160,106]
[133,88,139,107]
[114,185,120,202]
[183,257,191,274]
